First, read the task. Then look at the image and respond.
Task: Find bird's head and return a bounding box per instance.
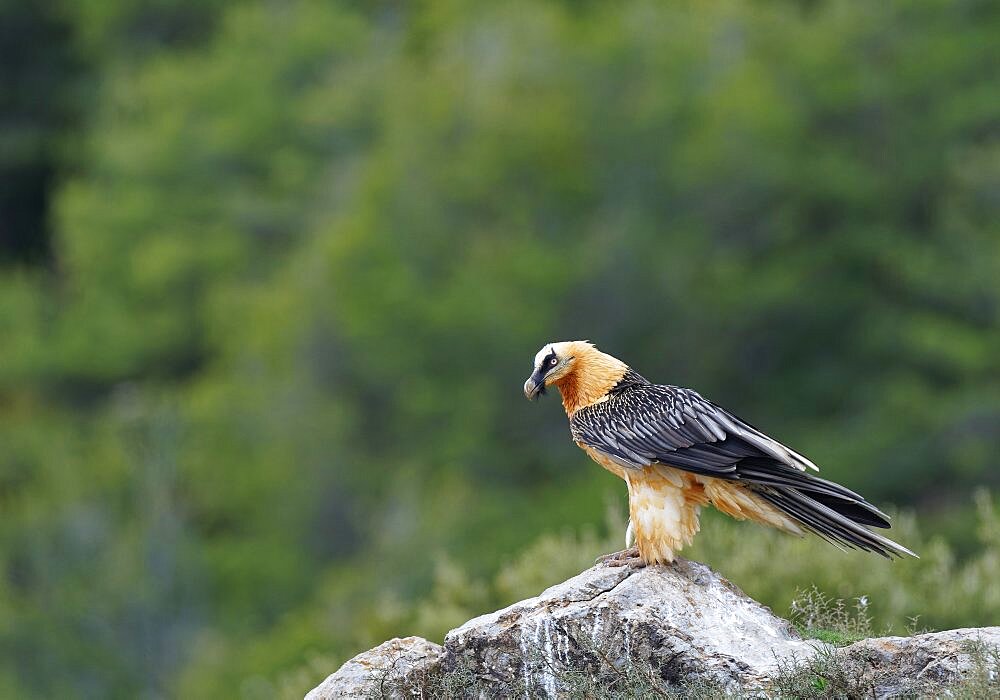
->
[523,341,590,400]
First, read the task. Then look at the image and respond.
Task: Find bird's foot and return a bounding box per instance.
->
[595,547,646,569]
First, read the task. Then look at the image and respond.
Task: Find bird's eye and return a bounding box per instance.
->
[549,357,558,366]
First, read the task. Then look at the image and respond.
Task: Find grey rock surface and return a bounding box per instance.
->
[835,626,1000,699]
[304,636,444,700]
[304,560,999,698]
[444,557,817,696]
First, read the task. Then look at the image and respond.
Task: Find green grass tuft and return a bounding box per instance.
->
[789,585,874,646]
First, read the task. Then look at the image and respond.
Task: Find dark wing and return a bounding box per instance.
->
[571,384,915,558]
[570,384,819,474]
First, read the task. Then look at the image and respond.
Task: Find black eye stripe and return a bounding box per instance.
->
[539,350,558,374]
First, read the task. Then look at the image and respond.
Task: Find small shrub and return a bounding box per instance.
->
[920,639,1000,700]
[767,644,895,699]
[789,585,874,645]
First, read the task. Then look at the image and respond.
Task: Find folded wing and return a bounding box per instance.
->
[570,384,915,558]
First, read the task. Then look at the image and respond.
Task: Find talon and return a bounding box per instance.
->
[596,546,643,568]
[625,554,647,570]
[595,549,625,565]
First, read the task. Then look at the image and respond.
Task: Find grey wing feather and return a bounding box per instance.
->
[571,385,815,474]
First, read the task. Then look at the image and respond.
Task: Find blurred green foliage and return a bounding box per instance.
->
[0,0,998,697]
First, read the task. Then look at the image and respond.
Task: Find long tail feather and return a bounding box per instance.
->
[756,486,917,559]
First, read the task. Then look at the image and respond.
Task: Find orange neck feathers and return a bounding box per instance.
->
[552,342,629,415]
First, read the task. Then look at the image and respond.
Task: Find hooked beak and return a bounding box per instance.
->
[523,373,544,400]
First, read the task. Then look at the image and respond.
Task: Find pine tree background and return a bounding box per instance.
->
[1,1,998,697]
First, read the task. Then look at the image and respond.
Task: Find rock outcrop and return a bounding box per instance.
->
[830,628,1000,698]
[306,636,445,700]
[306,558,999,699]
[443,557,815,696]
